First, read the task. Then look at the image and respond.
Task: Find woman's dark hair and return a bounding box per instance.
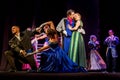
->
[47,28,57,38]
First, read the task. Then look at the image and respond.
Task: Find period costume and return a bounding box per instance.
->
[38,41,87,72]
[56,18,75,54]
[104,35,119,72]
[88,36,106,70]
[68,20,87,68]
[4,29,37,72]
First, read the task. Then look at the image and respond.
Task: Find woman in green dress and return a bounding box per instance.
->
[68,13,87,68]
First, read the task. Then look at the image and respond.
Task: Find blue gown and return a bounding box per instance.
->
[38,41,87,72]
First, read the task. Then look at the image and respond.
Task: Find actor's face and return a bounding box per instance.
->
[11,26,20,34]
[44,25,50,33]
[108,30,114,36]
[74,13,81,21]
[92,37,96,42]
[70,12,75,19]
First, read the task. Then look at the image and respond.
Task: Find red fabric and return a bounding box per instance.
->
[67,17,73,25]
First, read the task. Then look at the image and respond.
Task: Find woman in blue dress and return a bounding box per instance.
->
[26,28,87,72]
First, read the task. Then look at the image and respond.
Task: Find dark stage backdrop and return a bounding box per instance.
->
[0,0,100,70]
[100,0,120,71]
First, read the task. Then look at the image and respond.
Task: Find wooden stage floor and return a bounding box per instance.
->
[0,71,120,80]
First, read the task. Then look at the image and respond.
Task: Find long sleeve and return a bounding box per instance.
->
[104,36,119,47]
[56,18,66,32]
[9,37,21,53]
[113,36,119,45]
[104,36,111,45]
[88,41,99,50]
[23,29,37,37]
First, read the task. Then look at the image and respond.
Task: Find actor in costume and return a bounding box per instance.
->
[88,35,106,70]
[26,28,87,72]
[104,29,119,72]
[68,13,87,68]
[56,9,75,55]
[4,25,42,72]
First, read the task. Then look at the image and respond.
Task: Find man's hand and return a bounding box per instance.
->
[63,30,67,36]
[20,50,27,57]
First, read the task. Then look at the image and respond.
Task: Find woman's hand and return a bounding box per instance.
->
[67,24,73,30]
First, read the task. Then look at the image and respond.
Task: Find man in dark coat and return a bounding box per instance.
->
[4,25,41,72]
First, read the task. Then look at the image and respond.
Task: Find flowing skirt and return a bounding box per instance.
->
[89,50,106,70]
[68,31,87,68]
[39,46,87,72]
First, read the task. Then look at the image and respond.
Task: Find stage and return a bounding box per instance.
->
[0,71,120,80]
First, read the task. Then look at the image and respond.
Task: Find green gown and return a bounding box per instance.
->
[68,20,87,68]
